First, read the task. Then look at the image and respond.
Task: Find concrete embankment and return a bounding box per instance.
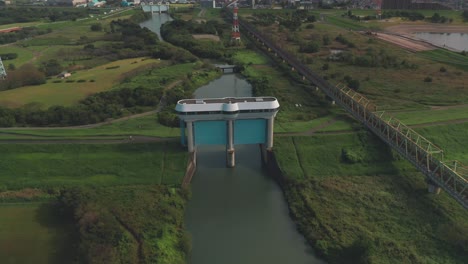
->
[182,151,197,188]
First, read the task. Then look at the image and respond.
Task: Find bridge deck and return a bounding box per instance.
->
[237,16,467,209]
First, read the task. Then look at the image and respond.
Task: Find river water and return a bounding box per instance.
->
[415,32,468,52]
[141,14,324,264]
[139,12,172,41]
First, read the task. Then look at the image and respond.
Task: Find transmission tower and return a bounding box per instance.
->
[231,4,241,43]
[0,57,6,79]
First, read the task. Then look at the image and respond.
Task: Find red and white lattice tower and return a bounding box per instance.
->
[231,5,241,42]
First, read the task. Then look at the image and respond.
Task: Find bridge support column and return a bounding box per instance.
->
[226,120,235,168]
[427,179,441,194]
[180,120,186,146]
[187,121,194,153]
[266,117,274,150]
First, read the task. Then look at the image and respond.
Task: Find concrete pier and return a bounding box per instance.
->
[267,117,274,150]
[427,179,441,194]
[187,121,194,153]
[226,120,235,168]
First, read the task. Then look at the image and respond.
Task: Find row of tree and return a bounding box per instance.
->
[0,7,89,24]
[0,87,162,127]
[0,26,51,45]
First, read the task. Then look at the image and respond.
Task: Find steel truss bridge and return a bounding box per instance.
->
[237,17,467,209]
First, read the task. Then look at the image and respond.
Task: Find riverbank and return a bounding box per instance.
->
[272,133,468,263]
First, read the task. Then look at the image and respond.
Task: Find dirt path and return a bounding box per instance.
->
[0,136,177,144]
[373,32,435,52]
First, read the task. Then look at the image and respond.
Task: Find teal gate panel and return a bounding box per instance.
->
[194,120,227,145]
[234,119,267,145]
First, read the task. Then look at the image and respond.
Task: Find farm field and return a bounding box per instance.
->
[0,202,76,264]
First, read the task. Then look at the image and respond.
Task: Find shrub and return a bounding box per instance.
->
[424,76,433,82]
[341,148,363,163]
[322,63,329,71]
[90,23,102,32]
[77,79,86,83]
[439,67,447,72]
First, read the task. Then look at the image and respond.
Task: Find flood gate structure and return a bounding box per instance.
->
[176,97,279,167]
[141,2,170,13]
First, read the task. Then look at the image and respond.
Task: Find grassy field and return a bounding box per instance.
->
[416,122,468,163]
[391,106,468,125]
[0,142,187,189]
[0,58,161,108]
[0,202,76,264]
[417,49,468,71]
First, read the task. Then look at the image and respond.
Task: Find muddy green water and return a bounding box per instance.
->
[186,75,324,264]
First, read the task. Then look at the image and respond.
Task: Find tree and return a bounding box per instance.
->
[90,23,102,32]
[462,10,468,22]
[41,59,63,76]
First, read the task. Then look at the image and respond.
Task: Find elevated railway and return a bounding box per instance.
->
[237,16,467,209]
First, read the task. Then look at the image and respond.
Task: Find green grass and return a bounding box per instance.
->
[232,50,271,65]
[0,44,35,68]
[324,15,367,31]
[417,49,468,71]
[0,202,76,264]
[0,57,161,108]
[416,122,468,163]
[0,142,187,189]
[391,106,468,125]
[113,62,198,90]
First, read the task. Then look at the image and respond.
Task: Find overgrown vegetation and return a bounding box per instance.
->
[274,133,468,264]
[0,26,51,45]
[161,19,228,59]
[0,87,161,126]
[58,186,190,264]
[0,7,89,24]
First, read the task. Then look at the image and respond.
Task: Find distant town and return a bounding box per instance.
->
[0,0,466,10]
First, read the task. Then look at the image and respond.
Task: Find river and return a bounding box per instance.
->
[141,14,324,264]
[415,32,468,52]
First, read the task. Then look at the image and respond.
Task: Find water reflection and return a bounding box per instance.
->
[415,32,468,51]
